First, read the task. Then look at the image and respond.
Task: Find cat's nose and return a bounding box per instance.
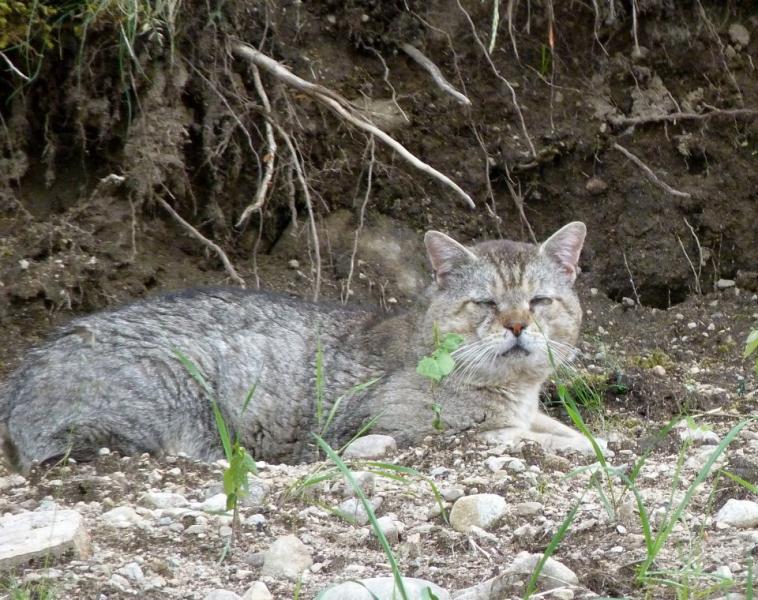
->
[506,323,527,337]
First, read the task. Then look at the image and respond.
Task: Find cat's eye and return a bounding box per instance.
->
[529,296,553,307]
[473,299,497,308]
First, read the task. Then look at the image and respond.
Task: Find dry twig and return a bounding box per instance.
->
[156,191,246,287]
[612,142,691,198]
[400,43,471,106]
[609,108,758,128]
[233,42,475,209]
[455,0,536,159]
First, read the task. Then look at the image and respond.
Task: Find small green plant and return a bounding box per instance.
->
[416,324,464,383]
[174,349,257,556]
[632,349,674,370]
[745,330,758,376]
[1,576,56,600]
[416,324,463,431]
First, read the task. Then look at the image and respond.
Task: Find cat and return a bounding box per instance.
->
[1,222,597,473]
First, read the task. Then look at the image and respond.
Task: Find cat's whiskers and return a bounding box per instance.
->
[450,335,502,390]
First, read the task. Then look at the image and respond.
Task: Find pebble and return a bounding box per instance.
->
[261,535,313,580]
[342,435,397,459]
[242,581,273,600]
[374,516,401,544]
[514,501,543,516]
[141,491,189,509]
[715,499,758,528]
[337,497,383,525]
[506,551,579,590]
[204,590,241,600]
[651,365,666,376]
[728,23,750,47]
[101,506,148,529]
[449,494,507,532]
[318,576,449,599]
[585,177,607,195]
[441,487,465,502]
[717,278,736,290]
[116,561,145,582]
[197,493,229,513]
[339,471,376,498]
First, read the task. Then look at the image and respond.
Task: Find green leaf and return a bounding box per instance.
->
[745,330,758,358]
[432,350,455,376]
[417,356,443,382]
[440,333,464,352]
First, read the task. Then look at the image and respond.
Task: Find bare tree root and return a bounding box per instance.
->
[156,192,246,288]
[622,250,642,306]
[232,42,475,209]
[612,143,691,198]
[609,107,758,128]
[677,217,704,294]
[236,65,277,228]
[455,0,537,159]
[342,136,375,304]
[273,123,322,302]
[506,0,520,60]
[400,43,471,106]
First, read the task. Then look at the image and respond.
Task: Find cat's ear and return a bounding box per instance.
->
[540,222,586,283]
[424,231,478,286]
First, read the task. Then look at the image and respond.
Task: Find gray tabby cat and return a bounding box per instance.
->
[1,222,593,472]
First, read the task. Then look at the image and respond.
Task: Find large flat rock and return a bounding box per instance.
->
[0,509,91,569]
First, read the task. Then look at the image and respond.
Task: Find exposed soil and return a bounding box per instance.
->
[1,0,757,597]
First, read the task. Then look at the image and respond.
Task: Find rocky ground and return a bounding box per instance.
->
[1,283,756,600]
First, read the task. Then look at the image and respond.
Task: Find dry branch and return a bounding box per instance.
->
[156,193,246,287]
[608,108,758,128]
[612,142,691,199]
[232,42,475,209]
[400,43,471,107]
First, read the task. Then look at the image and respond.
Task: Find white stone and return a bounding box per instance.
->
[374,516,401,544]
[242,581,273,600]
[342,434,397,459]
[728,23,750,47]
[142,491,189,509]
[449,494,507,532]
[651,365,666,376]
[337,497,382,525]
[506,458,526,472]
[117,562,145,582]
[204,590,241,600]
[441,487,465,502]
[717,278,736,290]
[0,510,91,569]
[318,577,449,599]
[101,506,148,529]
[716,499,758,528]
[506,551,579,590]
[261,535,313,580]
[340,471,376,498]
[198,493,229,513]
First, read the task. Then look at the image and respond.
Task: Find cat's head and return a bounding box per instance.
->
[421,223,586,387]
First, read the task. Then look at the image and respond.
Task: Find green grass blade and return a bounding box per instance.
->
[316,338,325,431]
[321,377,381,437]
[637,419,751,580]
[174,349,233,459]
[524,492,584,598]
[720,469,758,493]
[314,435,409,600]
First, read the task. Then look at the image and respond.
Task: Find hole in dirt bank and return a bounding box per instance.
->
[605,284,690,309]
